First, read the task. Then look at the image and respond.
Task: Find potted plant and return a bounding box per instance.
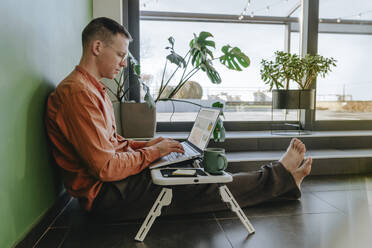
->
[111,31,250,139]
[105,54,154,137]
[260,51,336,110]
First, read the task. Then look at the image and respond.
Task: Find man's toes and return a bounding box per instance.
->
[292,138,301,150]
[301,157,312,175]
[305,157,312,168]
[291,139,302,152]
[298,143,306,153]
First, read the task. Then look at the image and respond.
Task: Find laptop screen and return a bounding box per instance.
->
[187,108,221,150]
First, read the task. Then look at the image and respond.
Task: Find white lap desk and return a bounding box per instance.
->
[134,165,255,242]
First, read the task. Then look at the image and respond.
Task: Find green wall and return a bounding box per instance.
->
[0,1,92,247]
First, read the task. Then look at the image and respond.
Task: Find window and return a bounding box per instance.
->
[315,0,372,120]
[140,0,302,122]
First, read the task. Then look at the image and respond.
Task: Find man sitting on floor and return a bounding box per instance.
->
[45,17,312,220]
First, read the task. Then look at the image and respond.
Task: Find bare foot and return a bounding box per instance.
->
[279,138,306,171]
[279,138,312,189]
[292,157,312,189]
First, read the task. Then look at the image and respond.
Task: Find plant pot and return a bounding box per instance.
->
[272,89,315,110]
[121,102,156,138]
[112,101,122,136]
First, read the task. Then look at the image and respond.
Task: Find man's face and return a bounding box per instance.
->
[97,34,129,79]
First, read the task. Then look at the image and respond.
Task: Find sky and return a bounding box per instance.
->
[139,0,372,101]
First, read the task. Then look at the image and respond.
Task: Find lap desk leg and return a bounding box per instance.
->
[134,187,173,242]
[134,184,255,242]
[219,185,255,234]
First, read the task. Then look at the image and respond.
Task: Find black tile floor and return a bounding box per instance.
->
[34,174,372,248]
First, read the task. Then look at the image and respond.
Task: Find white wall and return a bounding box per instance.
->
[93,0,122,24]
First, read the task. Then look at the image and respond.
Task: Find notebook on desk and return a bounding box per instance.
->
[149,107,220,169]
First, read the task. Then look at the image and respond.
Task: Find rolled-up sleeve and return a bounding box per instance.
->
[116,134,148,150]
[57,90,161,182]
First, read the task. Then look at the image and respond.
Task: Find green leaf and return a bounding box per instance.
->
[213,123,219,141]
[220,45,250,71]
[128,52,141,76]
[166,51,186,67]
[204,40,216,48]
[142,83,155,108]
[212,101,224,109]
[144,92,155,108]
[200,61,221,84]
[133,64,141,76]
[213,118,225,142]
[212,101,225,118]
[190,31,216,67]
[218,119,226,142]
[205,48,214,61]
[195,53,200,67]
[197,31,213,43]
[168,36,175,49]
[221,45,229,54]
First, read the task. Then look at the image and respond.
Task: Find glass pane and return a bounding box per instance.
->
[320,0,372,20]
[141,0,302,17]
[290,31,300,55]
[316,33,372,120]
[140,20,291,122]
[316,0,372,120]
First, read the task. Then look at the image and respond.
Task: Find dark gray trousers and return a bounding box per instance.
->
[90,162,301,220]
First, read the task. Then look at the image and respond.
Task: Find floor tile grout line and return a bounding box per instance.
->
[32,227,50,248]
[309,191,348,215]
[56,228,70,248]
[32,197,74,247]
[213,213,234,248]
[50,197,74,228]
[302,188,364,192]
[214,209,338,220]
[215,210,342,221]
[52,216,219,228]
[49,226,70,230]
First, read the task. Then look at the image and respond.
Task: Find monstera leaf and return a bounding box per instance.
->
[220,45,250,71]
[200,60,221,84]
[165,36,186,67]
[166,51,186,68]
[143,83,155,108]
[129,52,141,76]
[190,32,215,67]
[167,36,175,49]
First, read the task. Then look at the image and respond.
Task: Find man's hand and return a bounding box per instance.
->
[145,137,164,147]
[153,138,184,157]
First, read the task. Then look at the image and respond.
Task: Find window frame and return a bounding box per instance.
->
[125,0,372,132]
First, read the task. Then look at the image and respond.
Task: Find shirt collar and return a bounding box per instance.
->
[75,66,107,94]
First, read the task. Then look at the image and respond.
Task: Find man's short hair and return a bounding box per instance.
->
[82,17,132,49]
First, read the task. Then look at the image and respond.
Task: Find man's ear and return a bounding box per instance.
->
[91,40,102,56]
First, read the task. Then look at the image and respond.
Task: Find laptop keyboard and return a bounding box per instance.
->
[163,143,198,161]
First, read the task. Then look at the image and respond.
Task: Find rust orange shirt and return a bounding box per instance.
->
[45,66,161,211]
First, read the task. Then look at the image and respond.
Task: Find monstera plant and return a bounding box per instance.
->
[110,31,250,139]
[155,32,250,102]
[110,31,250,106]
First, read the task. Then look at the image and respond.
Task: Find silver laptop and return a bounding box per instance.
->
[149,107,221,169]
